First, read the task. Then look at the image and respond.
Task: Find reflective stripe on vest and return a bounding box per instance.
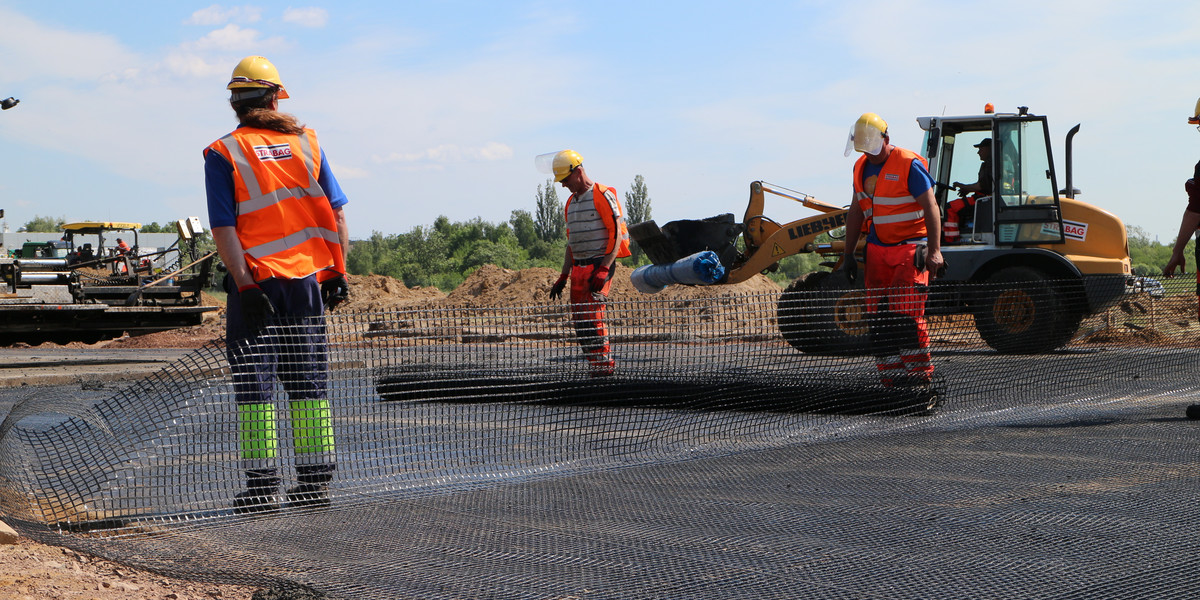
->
[244,226,343,260]
[218,135,325,215]
[564,183,631,259]
[853,147,929,244]
[208,127,343,281]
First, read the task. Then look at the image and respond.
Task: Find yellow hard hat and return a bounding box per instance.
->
[227,55,289,100]
[1189,97,1200,125]
[552,150,584,182]
[535,150,584,182]
[845,113,888,157]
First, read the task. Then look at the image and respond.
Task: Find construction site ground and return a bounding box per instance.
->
[0,266,1196,599]
[0,266,779,599]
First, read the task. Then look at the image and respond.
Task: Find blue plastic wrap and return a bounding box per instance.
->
[630,250,726,294]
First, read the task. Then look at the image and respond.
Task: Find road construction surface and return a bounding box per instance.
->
[0,347,191,389]
[1,340,1199,598]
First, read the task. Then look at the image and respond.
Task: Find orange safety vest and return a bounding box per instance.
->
[564,183,632,259]
[853,147,929,244]
[207,127,344,282]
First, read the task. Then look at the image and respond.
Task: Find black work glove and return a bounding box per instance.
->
[549,274,567,301]
[321,275,350,311]
[914,244,927,272]
[589,265,612,294]
[838,257,858,284]
[239,284,276,331]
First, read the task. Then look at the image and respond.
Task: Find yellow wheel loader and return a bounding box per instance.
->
[629,106,1133,355]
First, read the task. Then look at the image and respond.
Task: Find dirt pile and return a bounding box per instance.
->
[93,266,782,349]
[441,263,780,308]
[340,273,447,312]
[29,265,1200,351]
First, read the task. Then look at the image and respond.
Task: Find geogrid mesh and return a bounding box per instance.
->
[1,276,1199,599]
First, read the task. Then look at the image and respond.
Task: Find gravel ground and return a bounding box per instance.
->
[0,379,263,600]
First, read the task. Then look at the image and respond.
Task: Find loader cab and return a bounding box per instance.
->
[919,109,1065,246]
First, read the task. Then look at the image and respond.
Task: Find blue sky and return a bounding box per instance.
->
[1,1,1198,244]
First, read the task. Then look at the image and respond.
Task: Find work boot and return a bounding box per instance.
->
[233,469,281,515]
[287,465,333,509]
[234,488,281,514]
[587,357,616,378]
[589,365,615,378]
[285,483,331,509]
[230,470,277,513]
[877,375,940,416]
[1186,404,1200,420]
[899,376,941,416]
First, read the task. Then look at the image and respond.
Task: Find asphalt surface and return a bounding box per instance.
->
[4,342,1200,599]
[0,347,192,389]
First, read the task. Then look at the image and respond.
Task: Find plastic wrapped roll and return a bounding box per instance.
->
[630,250,726,294]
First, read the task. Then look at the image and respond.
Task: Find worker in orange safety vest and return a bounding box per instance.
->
[204,55,351,514]
[842,112,944,389]
[1163,97,1200,419]
[538,149,630,377]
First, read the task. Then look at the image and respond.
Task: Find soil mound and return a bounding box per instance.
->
[440,264,780,309]
[341,273,446,312]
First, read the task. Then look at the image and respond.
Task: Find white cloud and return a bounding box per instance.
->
[161,53,228,79]
[373,143,514,165]
[331,164,369,179]
[186,5,263,26]
[192,24,272,52]
[282,7,329,28]
[0,7,139,83]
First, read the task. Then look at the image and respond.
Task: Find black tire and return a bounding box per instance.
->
[973,266,1076,354]
[778,271,871,355]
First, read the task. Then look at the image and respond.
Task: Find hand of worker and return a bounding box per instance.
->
[238,284,277,331]
[925,248,946,280]
[838,256,857,284]
[1164,253,1186,278]
[549,274,567,300]
[321,275,350,311]
[589,265,611,294]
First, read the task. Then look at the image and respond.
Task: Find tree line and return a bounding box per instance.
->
[346,176,658,291]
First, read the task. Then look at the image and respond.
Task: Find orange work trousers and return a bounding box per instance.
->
[864,242,932,385]
[569,262,615,376]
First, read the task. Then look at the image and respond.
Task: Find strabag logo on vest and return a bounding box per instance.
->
[253,143,293,161]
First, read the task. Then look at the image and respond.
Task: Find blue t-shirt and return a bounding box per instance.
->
[204,137,349,228]
[860,156,933,245]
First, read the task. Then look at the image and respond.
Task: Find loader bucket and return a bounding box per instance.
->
[629,214,742,274]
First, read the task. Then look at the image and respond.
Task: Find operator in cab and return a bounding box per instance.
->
[843,112,944,391]
[945,138,992,243]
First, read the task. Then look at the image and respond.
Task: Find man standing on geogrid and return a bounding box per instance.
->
[538,150,631,377]
[842,112,944,390]
[205,55,351,513]
[1163,97,1200,419]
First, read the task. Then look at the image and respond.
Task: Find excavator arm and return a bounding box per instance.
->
[726,182,853,283]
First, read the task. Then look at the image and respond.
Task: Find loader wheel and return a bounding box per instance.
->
[778,271,870,356]
[973,266,1076,354]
